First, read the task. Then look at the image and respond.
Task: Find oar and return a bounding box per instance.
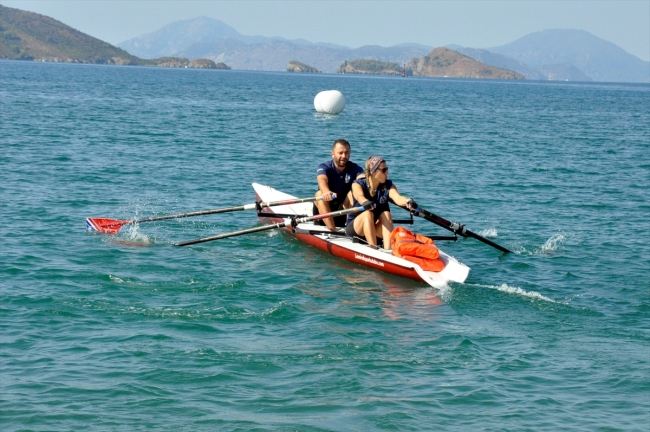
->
[175,202,374,247]
[412,207,512,253]
[86,195,330,235]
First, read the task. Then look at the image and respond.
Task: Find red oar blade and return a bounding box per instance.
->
[86,217,133,235]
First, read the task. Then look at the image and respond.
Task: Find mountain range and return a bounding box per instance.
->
[1,5,647,83]
[119,17,649,83]
[119,16,431,73]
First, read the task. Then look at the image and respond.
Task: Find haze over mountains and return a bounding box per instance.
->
[1,6,502,79]
[487,29,649,83]
[118,16,430,73]
[118,17,649,83]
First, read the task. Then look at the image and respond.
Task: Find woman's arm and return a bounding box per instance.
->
[351,182,367,205]
[389,185,417,209]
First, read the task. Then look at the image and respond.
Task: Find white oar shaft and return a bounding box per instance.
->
[135,197,326,223]
[175,201,370,247]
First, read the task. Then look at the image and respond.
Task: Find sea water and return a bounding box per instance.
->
[1,60,649,431]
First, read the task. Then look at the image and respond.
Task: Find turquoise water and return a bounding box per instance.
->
[1,60,649,430]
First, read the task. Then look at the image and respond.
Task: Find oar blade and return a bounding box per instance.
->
[86,217,132,235]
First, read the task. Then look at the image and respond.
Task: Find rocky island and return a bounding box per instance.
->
[407,47,524,79]
[336,50,522,79]
[189,58,231,69]
[286,60,321,73]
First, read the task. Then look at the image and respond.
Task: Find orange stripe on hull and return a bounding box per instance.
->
[256,209,427,283]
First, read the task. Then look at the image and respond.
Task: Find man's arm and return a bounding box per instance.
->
[317,174,335,201]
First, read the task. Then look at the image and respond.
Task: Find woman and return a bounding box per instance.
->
[345,156,418,250]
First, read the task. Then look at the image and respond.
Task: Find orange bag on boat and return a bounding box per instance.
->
[390,226,445,272]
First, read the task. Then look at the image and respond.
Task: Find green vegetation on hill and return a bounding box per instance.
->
[188,58,231,69]
[0,5,142,64]
[349,60,402,72]
[338,59,408,75]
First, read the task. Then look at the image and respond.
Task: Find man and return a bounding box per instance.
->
[314,139,364,230]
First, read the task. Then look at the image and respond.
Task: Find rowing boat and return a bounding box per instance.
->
[252,183,470,288]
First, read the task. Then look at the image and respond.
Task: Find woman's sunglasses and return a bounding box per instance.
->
[378,167,389,173]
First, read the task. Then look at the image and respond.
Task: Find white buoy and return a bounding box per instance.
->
[314,90,346,114]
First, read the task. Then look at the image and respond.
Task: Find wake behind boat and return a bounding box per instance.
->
[252,183,470,288]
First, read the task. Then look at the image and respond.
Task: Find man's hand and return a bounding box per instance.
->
[323,191,336,202]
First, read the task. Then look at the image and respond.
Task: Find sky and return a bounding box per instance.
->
[3,0,650,61]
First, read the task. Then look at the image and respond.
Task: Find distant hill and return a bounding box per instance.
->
[407,48,524,79]
[188,58,230,69]
[286,60,320,73]
[448,46,546,80]
[0,5,140,64]
[119,16,255,58]
[0,6,230,69]
[451,45,593,81]
[487,29,649,83]
[118,16,352,59]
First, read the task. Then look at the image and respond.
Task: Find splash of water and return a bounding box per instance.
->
[476,227,498,238]
[541,232,567,253]
[106,224,153,246]
[514,231,574,255]
[125,224,150,240]
[108,275,124,283]
[313,112,340,121]
[491,283,558,303]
